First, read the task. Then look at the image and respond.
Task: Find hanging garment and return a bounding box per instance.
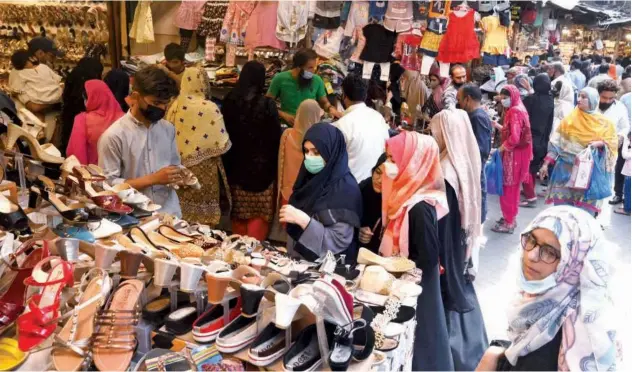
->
[220,1,256,46]
[384,1,413,33]
[359,24,397,63]
[197,1,229,38]
[368,0,388,22]
[349,26,366,63]
[343,0,369,37]
[480,15,509,55]
[437,9,480,63]
[420,29,444,58]
[313,1,342,29]
[428,0,451,18]
[244,1,286,51]
[394,32,422,71]
[129,0,154,44]
[314,27,345,59]
[276,0,309,46]
[174,0,206,30]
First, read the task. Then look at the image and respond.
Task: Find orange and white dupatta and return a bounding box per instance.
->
[379,132,449,258]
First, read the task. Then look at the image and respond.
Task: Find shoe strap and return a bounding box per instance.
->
[24,257,74,287]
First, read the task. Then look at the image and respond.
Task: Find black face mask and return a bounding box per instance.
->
[140,101,166,122]
[599,101,614,112]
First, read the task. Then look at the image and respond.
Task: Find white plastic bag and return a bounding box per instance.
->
[566,147,594,190]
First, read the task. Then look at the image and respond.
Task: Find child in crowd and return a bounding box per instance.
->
[8,49,63,121]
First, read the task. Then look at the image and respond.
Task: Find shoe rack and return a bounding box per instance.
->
[0,1,110,78]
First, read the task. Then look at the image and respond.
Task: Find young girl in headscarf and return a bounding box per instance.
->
[492,85,533,234]
[420,66,447,121]
[66,80,124,165]
[540,87,618,216]
[477,206,621,371]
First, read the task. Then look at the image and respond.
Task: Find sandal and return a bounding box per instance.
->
[329,319,369,371]
[614,207,630,216]
[52,268,112,371]
[371,297,402,352]
[17,256,75,351]
[93,279,144,372]
[0,338,26,371]
[491,221,516,234]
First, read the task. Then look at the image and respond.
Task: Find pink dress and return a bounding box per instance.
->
[220,0,256,46]
[67,80,124,165]
[174,0,206,30]
[244,1,286,51]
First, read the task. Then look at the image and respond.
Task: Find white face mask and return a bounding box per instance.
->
[501,98,512,108]
[384,161,399,179]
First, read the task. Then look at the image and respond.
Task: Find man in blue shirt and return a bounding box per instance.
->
[567,59,586,90]
[458,84,492,222]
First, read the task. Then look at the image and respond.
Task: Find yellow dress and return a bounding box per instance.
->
[480,15,508,55]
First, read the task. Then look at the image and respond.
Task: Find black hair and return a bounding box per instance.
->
[551,80,563,98]
[449,64,466,77]
[597,79,618,94]
[459,83,482,102]
[292,48,318,69]
[623,65,631,80]
[598,63,610,74]
[164,43,185,62]
[500,88,511,96]
[10,49,30,70]
[593,55,603,64]
[525,55,532,60]
[571,54,579,61]
[571,59,582,70]
[604,56,612,63]
[342,73,368,102]
[132,66,178,100]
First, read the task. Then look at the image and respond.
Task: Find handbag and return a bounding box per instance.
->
[485,150,504,196]
[566,147,594,190]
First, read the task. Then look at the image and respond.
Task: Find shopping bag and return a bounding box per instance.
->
[566,147,594,190]
[584,147,612,200]
[485,151,504,196]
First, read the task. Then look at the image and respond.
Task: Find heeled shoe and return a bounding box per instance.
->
[94,240,122,269]
[103,183,161,212]
[119,249,143,279]
[52,268,112,371]
[117,234,164,275]
[30,176,101,224]
[3,123,64,164]
[0,240,50,334]
[17,256,75,351]
[71,168,133,215]
[130,226,203,259]
[0,190,31,236]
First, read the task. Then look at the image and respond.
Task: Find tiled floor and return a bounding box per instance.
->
[475,189,631,361]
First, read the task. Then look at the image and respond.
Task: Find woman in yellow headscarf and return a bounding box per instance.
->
[540,87,618,215]
[166,67,232,225]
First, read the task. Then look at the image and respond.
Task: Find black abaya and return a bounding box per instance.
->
[523,74,554,174]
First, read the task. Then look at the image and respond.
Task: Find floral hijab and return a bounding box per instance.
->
[505,206,621,371]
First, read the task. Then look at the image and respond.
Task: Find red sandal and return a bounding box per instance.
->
[0,240,50,335]
[71,167,133,215]
[16,256,74,351]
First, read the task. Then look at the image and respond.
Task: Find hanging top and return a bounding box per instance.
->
[359,24,397,63]
[276,0,309,46]
[428,0,451,18]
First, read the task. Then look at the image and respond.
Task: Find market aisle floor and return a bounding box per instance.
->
[475,189,631,366]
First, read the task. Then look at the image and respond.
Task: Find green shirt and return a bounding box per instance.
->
[267,71,326,118]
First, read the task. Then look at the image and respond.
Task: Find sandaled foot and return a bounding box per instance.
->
[614,207,631,216]
[491,221,515,234]
[519,199,537,208]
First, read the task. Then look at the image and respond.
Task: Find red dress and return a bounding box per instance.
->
[437,9,480,63]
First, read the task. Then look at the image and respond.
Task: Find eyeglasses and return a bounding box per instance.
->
[521,233,561,264]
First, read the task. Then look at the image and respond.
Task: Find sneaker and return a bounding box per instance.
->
[609,195,623,205]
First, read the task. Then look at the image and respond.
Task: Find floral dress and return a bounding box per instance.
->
[219,0,256,46]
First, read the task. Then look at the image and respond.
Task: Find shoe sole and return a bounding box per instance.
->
[247,346,289,366]
[314,280,352,326]
[216,333,257,354]
[283,359,322,372]
[192,328,222,343]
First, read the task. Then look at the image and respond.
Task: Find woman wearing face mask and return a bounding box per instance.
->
[280,123,362,262]
[222,61,281,240]
[512,74,533,99]
[278,99,322,209]
[539,87,618,216]
[166,67,231,225]
[266,49,342,126]
[420,66,446,122]
[429,110,488,371]
[66,80,124,165]
[358,153,387,253]
[492,85,533,234]
[476,206,621,371]
[550,80,576,143]
[378,132,452,371]
[520,74,554,208]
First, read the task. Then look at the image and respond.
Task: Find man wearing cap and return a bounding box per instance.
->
[28,36,64,67]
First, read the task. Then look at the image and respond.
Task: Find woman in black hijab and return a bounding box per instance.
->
[521,73,554,207]
[103,69,130,112]
[358,154,386,253]
[59,57,103,156]
[222,61,281,240]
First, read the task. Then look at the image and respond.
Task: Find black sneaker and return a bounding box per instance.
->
[609,195,623,205]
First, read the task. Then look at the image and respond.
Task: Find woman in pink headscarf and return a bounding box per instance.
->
[492,85,533,234]
[66,79,124,165]
[420,66,449,123]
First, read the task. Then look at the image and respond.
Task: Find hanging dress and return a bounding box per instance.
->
[129,0,154,44]
[219,0,256,46]
[244,1,287,51]
[437,9,480,63]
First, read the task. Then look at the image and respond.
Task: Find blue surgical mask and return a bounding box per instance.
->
[302,70,314,80]
[304,155,325,174]
[518,269,557,295]
[501,98,511,108]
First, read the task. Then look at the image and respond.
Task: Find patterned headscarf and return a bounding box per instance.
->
[505,206,621,371]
